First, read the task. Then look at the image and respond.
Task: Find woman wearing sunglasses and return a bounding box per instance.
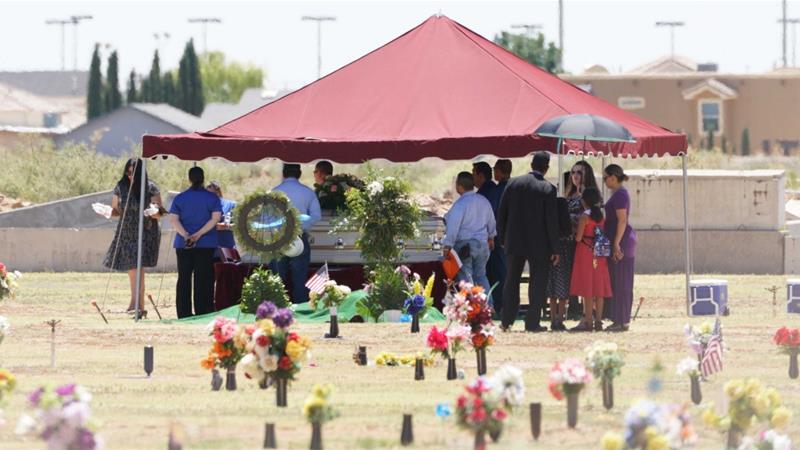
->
[563,161,599,321]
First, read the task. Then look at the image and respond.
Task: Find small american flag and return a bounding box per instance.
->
[701,319,724,378]
[305,262,329,295]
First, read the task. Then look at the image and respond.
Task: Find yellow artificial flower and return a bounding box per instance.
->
[699,321,713,334]
[765,387,782,407]
[646,435,669,450]
[311,384,332,398]
[601,431,623,450]
[724,379,746,401]
[302,396,325,418]
[258,319,275,335]
[771,406,793,430]
[286,340,307,362]
[702,408,719,427]
[413,280,422,296]
[744,378,762,397]
[424,274,435,299]
[752,394,770,417]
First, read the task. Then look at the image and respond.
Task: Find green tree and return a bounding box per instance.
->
[104,50,122,112]
[126,69,138,104]
[199,51,264,103]
[176,39,205,115]
[87,44,104,120]
[146,50,163,102]
[493,31,562,74]
[741,128,750,156]
[162,71,176,106]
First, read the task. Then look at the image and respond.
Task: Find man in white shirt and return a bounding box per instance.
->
[442,171,496,292]
[272,163,322,303]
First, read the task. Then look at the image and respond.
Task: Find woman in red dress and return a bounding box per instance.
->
[569,187,613,332]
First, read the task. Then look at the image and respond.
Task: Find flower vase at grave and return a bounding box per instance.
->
[414,358,425,381]
[690,375,702,405]
[211,369,223,391]
[474,430,486,450]
[326,307,339,339]
[259,378,269,390]
[727,426,743,449]
[601,376,614,411]
[357,346,367,366]
[310,421,323,450]
[476,348,487,376]
[410,313,420,333]
[446,357,458,380]
[225,367,237,391]
[565,386,581,429]
[529,402,542,440]
[789,347,799,379]
[276,378,288,407]
[489,427,502,443]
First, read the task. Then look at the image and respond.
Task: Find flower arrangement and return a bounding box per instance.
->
[302,384,339,424]
[333,169,422,266]
[0,315,9,345]
[314,173,365,212]
[584,341,624,380]
[309,280,351,311]
[375,351,435,367]
[200,317,245,370]
[702,378,787,447]
[739,429,795,450]
[773,327,800,353]
[488,365,525,411]
[0,368,16,403]
[16,384,102,449]
[426,324,471,360]
[239,267,290,314]
[0,262,21,301]
[548,358,592,400]
[455,377,509,441]
[601,400,696,450]
[676,357,700,378]
[358,265,408,322]
[404,273,435,318]
[445,282,495,350]
[238,301,311,384]
[684,321,716,356]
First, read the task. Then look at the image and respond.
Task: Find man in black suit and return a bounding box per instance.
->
[496,152,560,332]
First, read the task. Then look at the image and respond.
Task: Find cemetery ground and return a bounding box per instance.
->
[0,273,797,449]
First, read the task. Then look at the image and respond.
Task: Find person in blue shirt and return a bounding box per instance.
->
[271,163,322,303]
[442,171,496,292]
[169,167,223,318]
[206,181,237,260]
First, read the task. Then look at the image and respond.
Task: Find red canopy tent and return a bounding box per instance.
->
[134,15,694,319]
[142,15,686,162]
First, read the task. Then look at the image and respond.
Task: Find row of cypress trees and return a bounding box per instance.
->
[86,39,204,120]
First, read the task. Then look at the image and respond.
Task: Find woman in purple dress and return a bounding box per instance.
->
[603,164,637,332]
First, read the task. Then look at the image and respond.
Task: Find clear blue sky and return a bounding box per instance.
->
[0,0,793,91]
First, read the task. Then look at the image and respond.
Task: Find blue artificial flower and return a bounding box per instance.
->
[404,294,426,315]
[435,403,451,418]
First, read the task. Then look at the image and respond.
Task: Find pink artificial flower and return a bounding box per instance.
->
[426,326,449,351]
[470,406,487,423]
[491,408,507,421]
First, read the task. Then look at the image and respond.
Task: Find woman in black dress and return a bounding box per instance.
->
[102,158,163,313]
[546,197,574,331]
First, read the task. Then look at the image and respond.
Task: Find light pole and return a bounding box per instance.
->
[778,18,800,67]
[302,15,336,79]
[70,15,93,72]
[45,19,70,70]
[511,23,543,38]
[655,21,685,57]
[188,17,221,54]
[153,32,171,56]
[558,0,564,71]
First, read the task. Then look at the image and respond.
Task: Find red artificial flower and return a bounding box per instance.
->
[426,326,449,351]
[244,325,256,336]
[278,356,293,370]
[790,328,800,347]
[774,327,790,346]
[548,381,563,401]
[491,408,507,421]
[256,335,270,347]
[470,406,487,423]
[472,333,486,348]
[287,332,300,342]
[0,263,6,277]
[456,395,468,409]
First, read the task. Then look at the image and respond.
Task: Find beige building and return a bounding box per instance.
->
[561,56,800,155]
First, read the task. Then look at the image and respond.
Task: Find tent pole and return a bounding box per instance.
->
[556,137,563,196]
[601,154,607,199]
[134,158,147,323]
[681,154,691,316]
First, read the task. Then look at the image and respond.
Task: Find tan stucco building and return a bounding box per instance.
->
[561,56,800,155]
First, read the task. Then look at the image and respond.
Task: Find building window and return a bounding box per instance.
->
[618,96,645,110]
[699,100,722,134]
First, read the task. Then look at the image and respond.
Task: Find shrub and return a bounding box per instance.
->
[239,267,289,314]
[357,265,407,322]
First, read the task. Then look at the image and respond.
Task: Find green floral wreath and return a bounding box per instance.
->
[233,190,301,260]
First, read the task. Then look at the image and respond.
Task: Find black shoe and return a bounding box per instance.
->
[550,321,566,332]
[605,323,630,333]
[525,325,548,333]
[569,321,593,332]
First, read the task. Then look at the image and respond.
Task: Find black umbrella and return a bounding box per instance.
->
[535,113,636,143]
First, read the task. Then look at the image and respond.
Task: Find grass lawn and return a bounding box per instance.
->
[0,272,798,449]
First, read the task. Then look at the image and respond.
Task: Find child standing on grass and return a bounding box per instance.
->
[569,187,612,332]
[546,197,574,331]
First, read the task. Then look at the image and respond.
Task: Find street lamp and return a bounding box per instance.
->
[188,17,221,54]
[778,18,800,67]
[302,15,337,79]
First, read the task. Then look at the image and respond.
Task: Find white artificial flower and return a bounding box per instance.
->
[240,353,264,380]
[61,401,91,429]
[0,315,9,341]
[491,365,525,406]
[338,285,351,295]
[259,354,277,372]
[676,357,699,377]
[15,414,36,435]
[367,181,384,196]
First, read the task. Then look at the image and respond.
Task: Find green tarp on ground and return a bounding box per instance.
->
[163,290,446,324]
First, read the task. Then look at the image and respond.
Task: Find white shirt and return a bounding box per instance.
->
[443,191,496,247]
[272,178,321,232]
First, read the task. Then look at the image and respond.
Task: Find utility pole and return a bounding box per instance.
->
[70,15,93,72]
[655,21,685,57]
[511,23,543,38]
[45,19,70,71]
[784,0,789,67]
[778,18,800,67]
[558,0,564,72]
[302,15,336,79]
[188,17,221,54]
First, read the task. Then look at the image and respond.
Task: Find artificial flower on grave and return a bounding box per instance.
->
[547,358,592,401]
[200,316,245,370]
[455,376,509,441]
[426,324,470,360]
[0,315,9,345]
[374,351,435,367]
[302,384,339,424]
[676,357,701,378]
[684,321,716,356]
[773,326,800,354]
[314,173,365,211]
[237,301,311,384]
[0,262,22,301]
[309,280,351,311]
[403,273,435,318]
[16,384,103,449]
[585,340,624,381]
[601,400,696,450]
